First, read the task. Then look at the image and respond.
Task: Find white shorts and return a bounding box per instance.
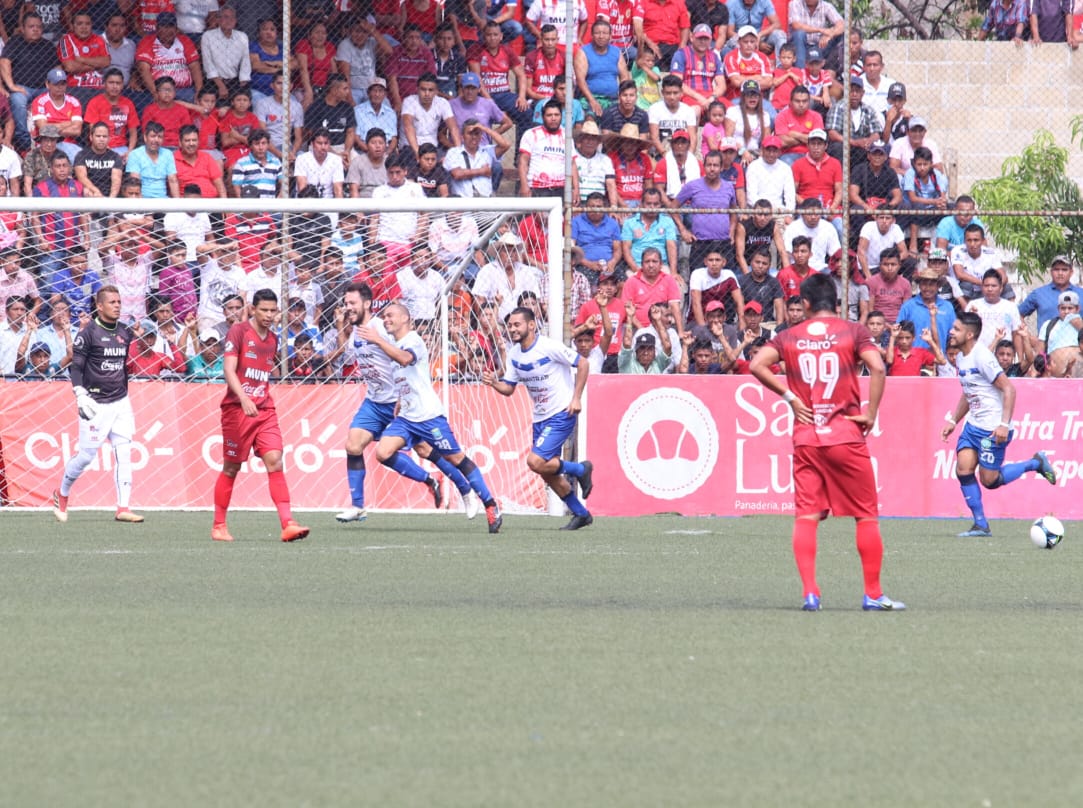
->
[78,396,135,452]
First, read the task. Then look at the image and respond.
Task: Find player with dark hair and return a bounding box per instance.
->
[335,282,478,523]
[483,307,594,531]
[212,288,309,543]
[940,311,1057,538]
[750,273,905,611]
[361,302,503,533]
[53,285,144,524]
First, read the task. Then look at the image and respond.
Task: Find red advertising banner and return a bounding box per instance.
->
[0,381,544,512]
[583,375,1083,519]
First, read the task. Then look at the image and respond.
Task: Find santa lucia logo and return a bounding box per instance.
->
[616,388,719,500]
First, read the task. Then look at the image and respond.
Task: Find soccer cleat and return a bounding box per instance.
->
[281,521,310,542]
[578,460,594,500]
[427,476,443,509]
[1034,451,1057,485]
[335,506,367,523]
[957,524,992,538]
[211,523,234,542]
[862,594,906,611]
[114,509,144,523]
[802,594,821,611]
[485,503,503,534]
[463,491,480,520]
[560,514,594,531]
[52,489,68,523]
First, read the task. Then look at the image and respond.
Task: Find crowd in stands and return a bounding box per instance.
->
[0,0,1080,385]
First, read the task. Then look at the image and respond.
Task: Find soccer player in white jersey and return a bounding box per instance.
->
[483,307,595,530]
[335,283,478,523]
[52,285,144,523]
[940,311,1057,538]
[361,302,503,533]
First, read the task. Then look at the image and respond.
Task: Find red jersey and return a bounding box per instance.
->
[467,44,520,95]
[791,153,842,208]
[222,321,278,410]
[137,0,175,35]
[523,47,565,96]
[596,0,636,48]
[574,297,626,355]
[223,213,276,273]
[722,50,772,100]
[771,67,805,110]
[218,109,261,167]
[84,94,139,149]
[634,0,691,45]
[776,265,814,299]
[31,93,82,142]
[352,269,401,311]
[610,151,651,202]
[767,316,876,446]
[773,107,823,156]
[58,33,110,88]
[175,150,223,197]
[142,102,192,148]
[135,33,200,88]
[295,39,336,88]
[191,110,220,151]
[887,347,934,377]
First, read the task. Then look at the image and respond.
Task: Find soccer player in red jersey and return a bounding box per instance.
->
[750,273,905,612]
[212,288,309,543]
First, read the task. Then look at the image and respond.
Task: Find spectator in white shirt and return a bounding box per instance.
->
[201,4,250,101]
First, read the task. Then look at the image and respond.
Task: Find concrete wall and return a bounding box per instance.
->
[876,41,1083,195]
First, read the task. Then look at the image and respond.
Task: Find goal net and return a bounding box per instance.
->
[0,195,563,516]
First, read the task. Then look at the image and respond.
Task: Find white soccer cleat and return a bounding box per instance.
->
[335,506,367,523]
[52,489,68,523]
[463,491,480,520]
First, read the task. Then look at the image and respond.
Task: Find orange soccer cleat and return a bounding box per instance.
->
[114,508,145,523]
[280,521,310,542]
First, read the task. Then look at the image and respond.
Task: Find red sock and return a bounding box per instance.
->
[214,472,235,525]
[267,470,293,527]
[855,519,884,599]
[792,518,819,597]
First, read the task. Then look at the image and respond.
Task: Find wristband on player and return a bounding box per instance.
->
[783,390,797,404]
[999,421,1011,429]
[73,385,89,399]
[944,415,956,426]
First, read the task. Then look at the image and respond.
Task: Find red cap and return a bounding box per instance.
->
[671,129,691,141]
[744,300,763,314]
[761,135,782,149]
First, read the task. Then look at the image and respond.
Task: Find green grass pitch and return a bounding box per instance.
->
[1,510,1081,807]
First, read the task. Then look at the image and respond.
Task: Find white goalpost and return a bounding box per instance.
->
[0,195,565,517]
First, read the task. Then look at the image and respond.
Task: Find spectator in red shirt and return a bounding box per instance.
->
[127,317,187,378]
[467,21,533,143]
[141,76,194,148]
[217,87,261,169]
[574,274,626,372]
[57,11,111,109]
[634,0,692,65]
[387,25,437,111]
[174,124,227,198]
[791,127,842,209]
[885,319,943,376]
[31,68,84,162]
[83,67,139,155]
[773,85,824,166]
[135,11,203,105]
[523,25,566,103]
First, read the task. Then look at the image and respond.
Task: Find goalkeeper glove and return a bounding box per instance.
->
[73,386,97,421]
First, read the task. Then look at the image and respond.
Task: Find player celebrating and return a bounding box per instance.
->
[750,274,905,612]
[483,307,595,530]
[212,288,310,543]
[361,303,503,533]
[53,286,144,524]
[336,282,479,523]
[940,311,1057,538]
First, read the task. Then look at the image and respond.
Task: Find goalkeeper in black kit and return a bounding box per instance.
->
[52,286,145,524]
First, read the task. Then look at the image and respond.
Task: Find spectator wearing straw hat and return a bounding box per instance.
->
[896,264,955,352]
[570,120,616,205]
[605,123,654,211]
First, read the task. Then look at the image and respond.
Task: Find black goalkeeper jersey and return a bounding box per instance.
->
[70,318,134,403]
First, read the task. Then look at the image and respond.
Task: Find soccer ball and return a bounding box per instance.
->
[1029,516,1064,549]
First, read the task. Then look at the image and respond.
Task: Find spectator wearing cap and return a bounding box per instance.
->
[230,129,281,198]
[633,0,692,67]
[570,120,615,205]
[653,127,702,207]
[883,81,910,144]
[575,19,628,117]
[445,117,510,198]
[773,85,824,167]
[896,265,955,352]
[201,4,252,102]
[0,12,55,152]
[888,115,943,178]
[185,327,225,381]
[801,47,834,116]
[473,231,543,321]
[1018,255,1083,338]
[848,140,901,232]
[450,72,512,144]
[647,74,699,155]
[600,79,651,137]
[925,247,967,311]
[571,194,623,290]
[723,25,773,101]
[791,127,842,219]
[726,79,773,161]
[127,318,187,378]
[135,12,203,104]
[619,326,670,374]
[19,339,58,379]
[22,125,61,195]
[668,23,726,114]
[978,0,1028,44]
[675,149,739,270]
[787,0,844,68]
[57,11,111,110]
[1038,290,1082,375]
[740,298,774,346]
[723,0,786,59]
[744,135,795,213]
[31,68,84,162]
[824,75,883,169]
[353,78,399,156]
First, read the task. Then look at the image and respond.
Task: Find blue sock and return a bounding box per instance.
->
[464,465,493,503]
[558,459,585,478]
[959,474,987,527]
[1001,458,1038,485]
[384,451,430,483]
[434,455,471,494]
[561,491,589,517]
[347,455,365,508]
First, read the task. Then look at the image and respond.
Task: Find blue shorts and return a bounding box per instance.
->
[383,415,462,457]
[531,411,578,461]
[956,421,1014,471]
[349,399,397,438]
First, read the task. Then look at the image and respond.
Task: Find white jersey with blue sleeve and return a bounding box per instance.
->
[502,335,581,422]
[392,330,445,421]
[347,317,399,404]
[957,342,1005,431]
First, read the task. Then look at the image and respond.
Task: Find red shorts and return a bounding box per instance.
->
[221,405,283,463]
[792,442,879,519]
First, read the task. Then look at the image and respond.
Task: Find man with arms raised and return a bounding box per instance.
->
[483,307,595,531]
[750,273,904,611]
[53,286,144,524]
